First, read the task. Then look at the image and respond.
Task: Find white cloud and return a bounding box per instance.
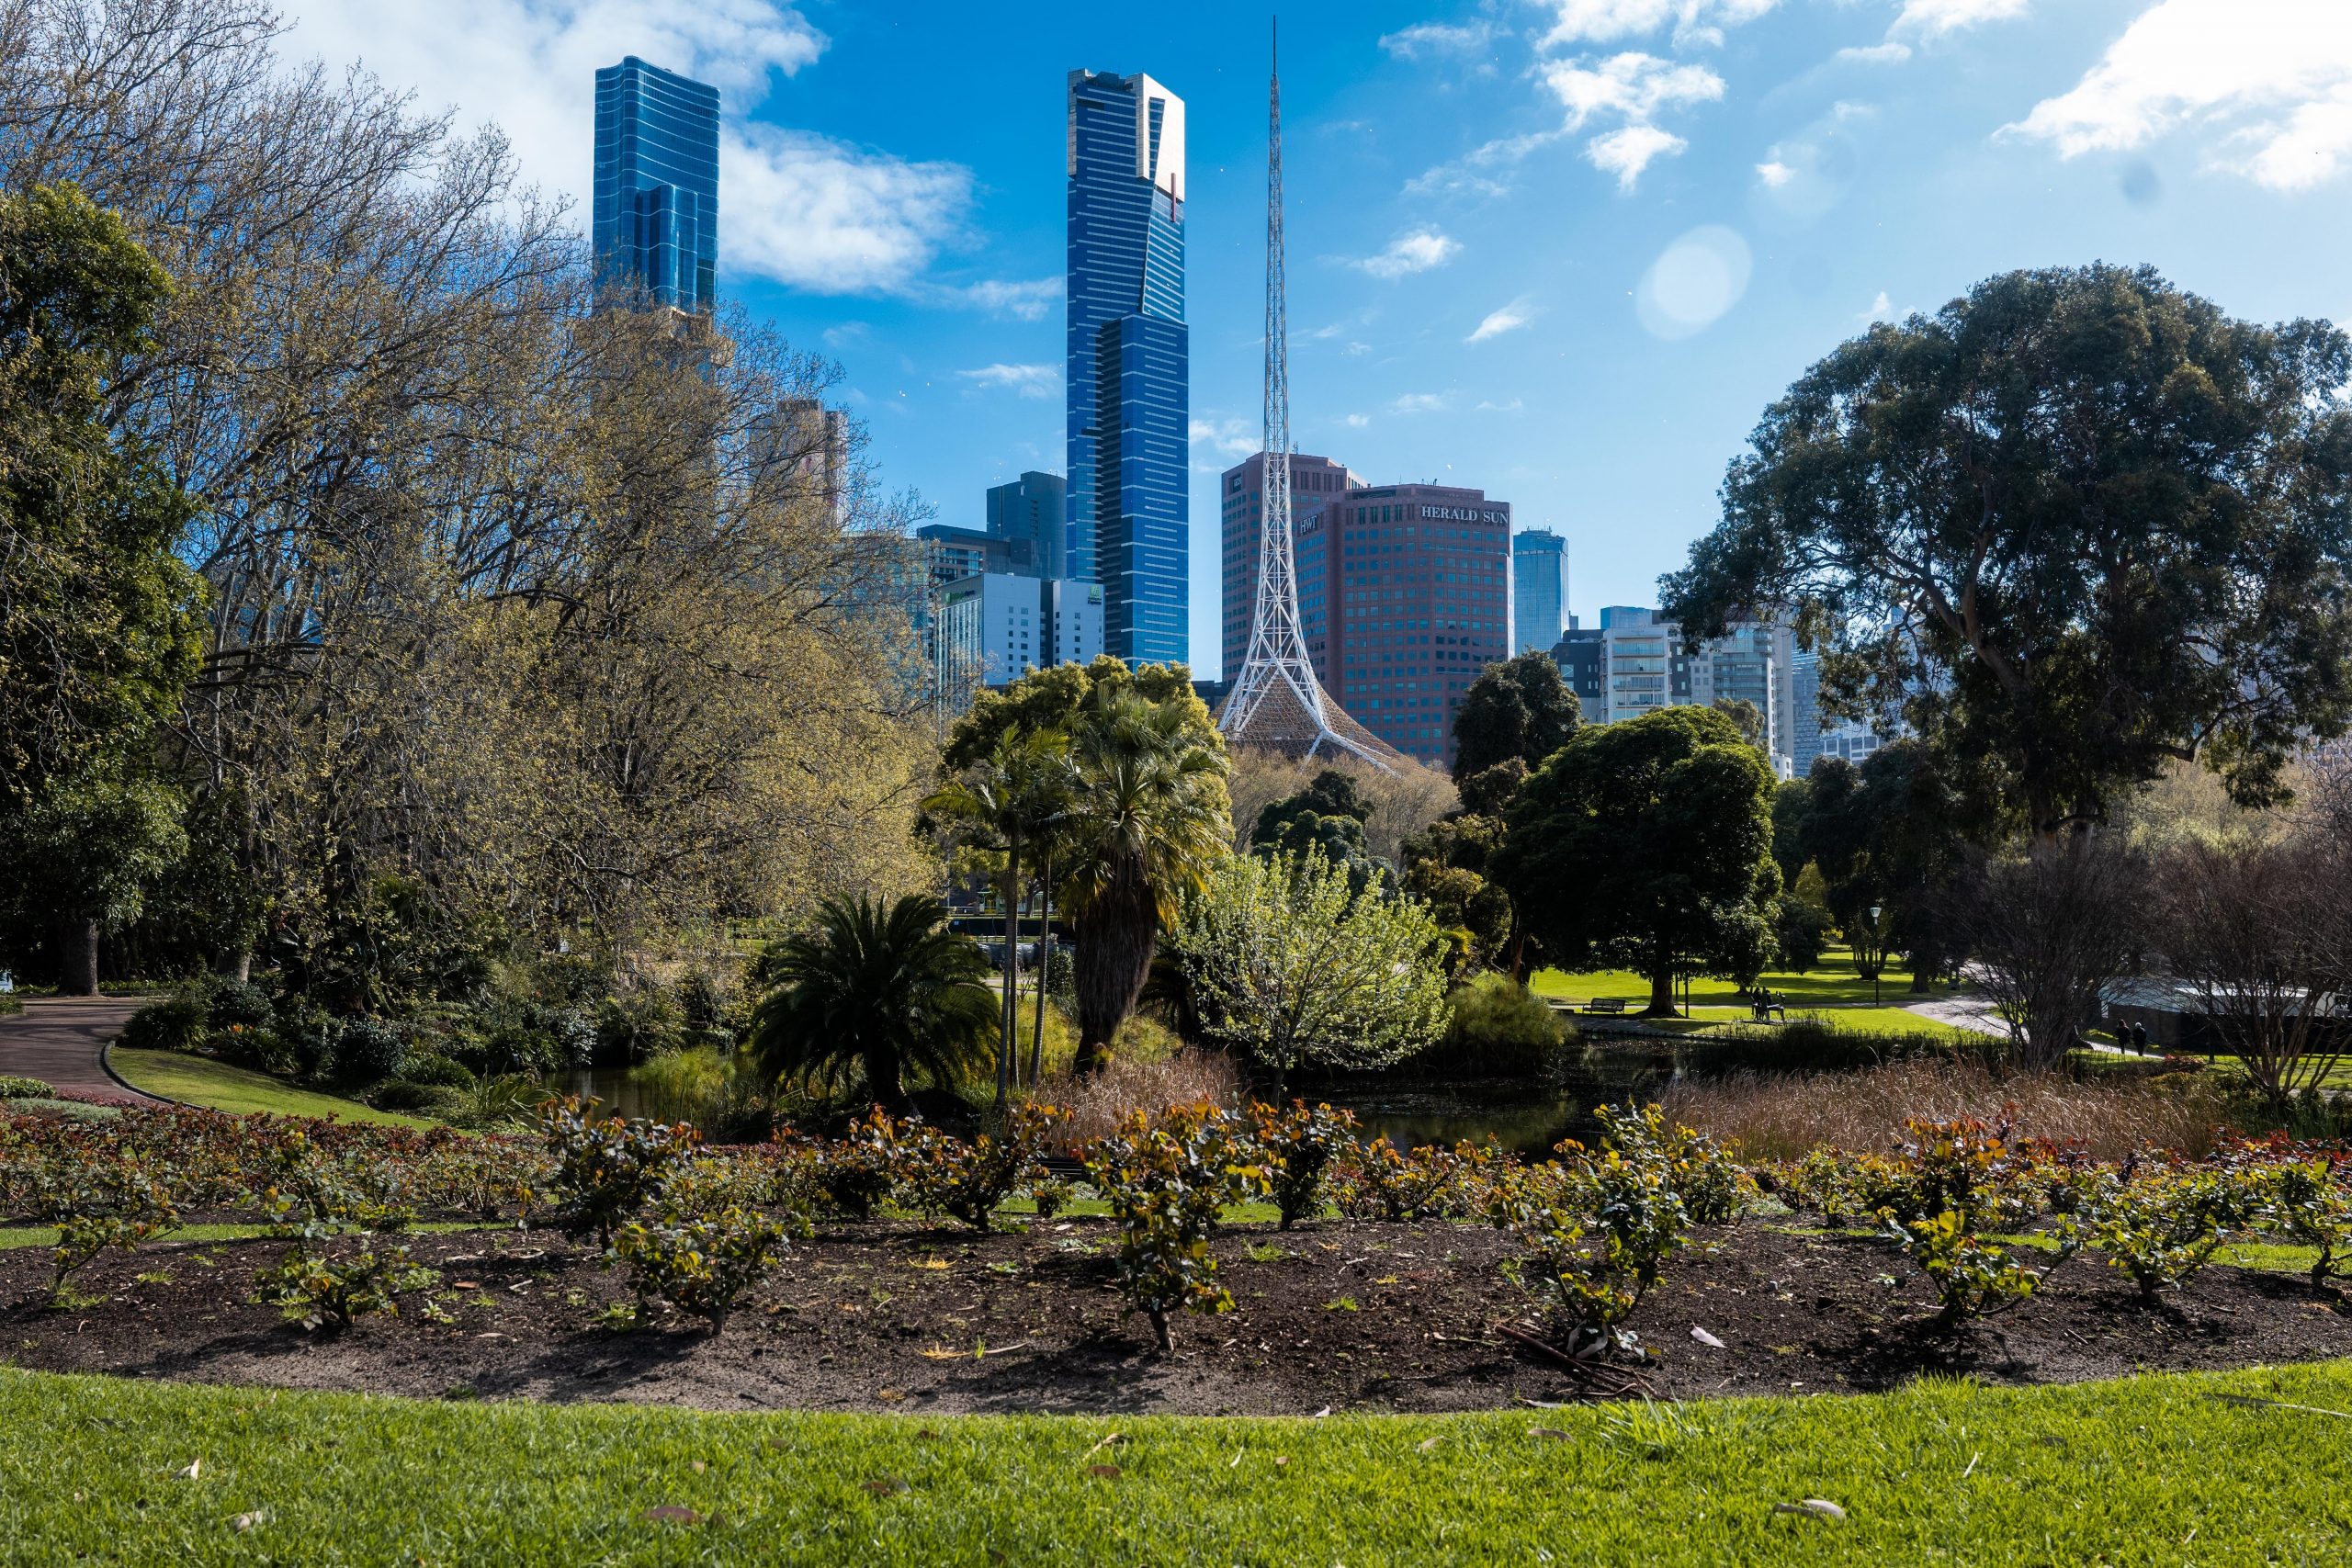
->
[1539,1,1780,49]
[1476,397,1526,412]
[956,363,1060,399]
[1467,299,1538,343]
[1353,228,1463,279]
[1379,20,1497,60]
[1589,123,1690,187]
[1892,0,2031,36]
[923,276,1063,321]
[2009,0,2352,191]
[725,124,974,294]
[276,2,1039,304]
[1343,341,1374,356]
[1342,412,1371,428]
[1542,52,1724,128]
[1836,41,1913,65]
[1389,392,1451,414]
[1188,418,1260,463]
[1755,158,1794,186]
[1861,290,1894,321]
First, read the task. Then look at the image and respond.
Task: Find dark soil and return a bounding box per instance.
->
[6,1220,2347,1415]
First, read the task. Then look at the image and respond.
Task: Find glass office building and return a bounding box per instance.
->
[594,57,720,313]
[1512,528,1567,654]
[1066,70,1189,665]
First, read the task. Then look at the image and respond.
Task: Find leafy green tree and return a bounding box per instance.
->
[0,184,204,990]
[1451,652,1581,778]
[1798,741,1976,990]
[1496,706,1781,1016]
[746,894,997,1114]
[1251,770,1382,893]
[1665,265,2352,839]
[942,659,1233,1075]
[1062,684,1233,1072]
[1170,848,1448,1099]
[1400,758,1528,976]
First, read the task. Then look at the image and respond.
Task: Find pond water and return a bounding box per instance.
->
[555,1043,1711,1160]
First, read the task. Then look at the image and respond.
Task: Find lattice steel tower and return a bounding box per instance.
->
[1216,26,1399,772]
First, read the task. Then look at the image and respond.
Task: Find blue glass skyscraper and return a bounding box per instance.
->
[594,57,719,313]
[1066,70,1189,666]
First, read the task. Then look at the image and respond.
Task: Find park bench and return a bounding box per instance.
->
[1751,997,1788,1022]
[1582,998,1629,1015]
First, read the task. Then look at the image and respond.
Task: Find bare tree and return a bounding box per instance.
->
[2155,838,2349,1107]
[1955,840,2146,1069]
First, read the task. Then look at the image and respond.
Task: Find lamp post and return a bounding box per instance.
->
[1868,904,1883,1005]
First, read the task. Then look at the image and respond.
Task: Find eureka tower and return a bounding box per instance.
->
[1065,70,1189,665]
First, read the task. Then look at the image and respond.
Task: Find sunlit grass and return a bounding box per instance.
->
[108,1049,435,1128]
[6,1363,2351,1562]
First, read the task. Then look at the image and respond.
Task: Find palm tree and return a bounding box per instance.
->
[922,728,1074,1109]
[746,894,997,1113]
[1062,687,1232,1073]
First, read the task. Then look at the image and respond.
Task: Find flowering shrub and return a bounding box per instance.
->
[0,1076,53,1100]
[1501,1116,1690,1355]
[1084,1104,1263,1353]
[1583,1103,1751,1224]
[1246,1100,1356,1228]
[1883,1209,2075,1327]
[820,1111,905,1221]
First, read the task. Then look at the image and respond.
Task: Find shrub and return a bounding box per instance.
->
[0,1076,54,1100]
[2086,1168,2253,1300]
[367,1079,444,1112]
[817,1111,901,1221]
[1883,1208,2074,1328]
[1035,1048,1239,1147]
[2250,1160,2352,1292]
[0,993,21,1018]
[1246,1100,1357,1228]
[609,1176,786,1334]
[396,1054,474,1090]
[1084,1104,1263,1353]
[255,1243,440,1331]
[198,976,274,1032]
[1442,975,1565,1077]
[1586,1103,1751,1224]
[595,987,687,1065]
[896,1103,1061,1231]
[537,1097,696,1247]
[332,1018,410,1084]
[1502,1153,1683,1356]
[119,993,208,1053]
[51,1200,179,1303]
[1332,1137,1466,1222]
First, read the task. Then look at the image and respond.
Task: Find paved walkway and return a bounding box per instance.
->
[0,996,161,1101]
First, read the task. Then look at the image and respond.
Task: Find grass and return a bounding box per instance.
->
[1533,949,1953,1012]
[107,1049,435,1129]
[5,1363,2351,1562]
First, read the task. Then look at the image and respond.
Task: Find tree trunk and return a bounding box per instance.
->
[1027,867,1052,1088]
[997,840,1022,1113]
[1644,964,1678,1018]
[220,948,253,985]
[1072,853,1158,1075]
[1148,1306,1172,1354]
[864,1047,907,1116]
[56,917,99,997]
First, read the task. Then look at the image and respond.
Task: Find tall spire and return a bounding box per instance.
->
[1216,21,1400,772]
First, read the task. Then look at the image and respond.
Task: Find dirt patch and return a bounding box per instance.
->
[5,1221,2347,1415]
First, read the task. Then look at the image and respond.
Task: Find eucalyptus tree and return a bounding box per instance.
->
[1664,264,2352,841]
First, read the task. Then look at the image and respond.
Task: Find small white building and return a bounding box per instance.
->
[934,573,1102,698]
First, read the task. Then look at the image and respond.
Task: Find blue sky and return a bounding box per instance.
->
[280,1,2352,678]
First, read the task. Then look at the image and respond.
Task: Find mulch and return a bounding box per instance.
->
[5,1219,2347,1415]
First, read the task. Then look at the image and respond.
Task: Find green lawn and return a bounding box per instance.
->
[5,1363,2350,1562]
[1534,950,1951,1012]
[108,1049,435,1129]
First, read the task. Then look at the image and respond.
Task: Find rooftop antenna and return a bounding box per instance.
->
[1216,17,1401,773]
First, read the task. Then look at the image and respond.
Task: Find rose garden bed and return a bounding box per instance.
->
[7,1214,2347,1415]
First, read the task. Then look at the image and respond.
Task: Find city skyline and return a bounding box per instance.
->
[275,2,2352,677]
[591,55,719,314]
